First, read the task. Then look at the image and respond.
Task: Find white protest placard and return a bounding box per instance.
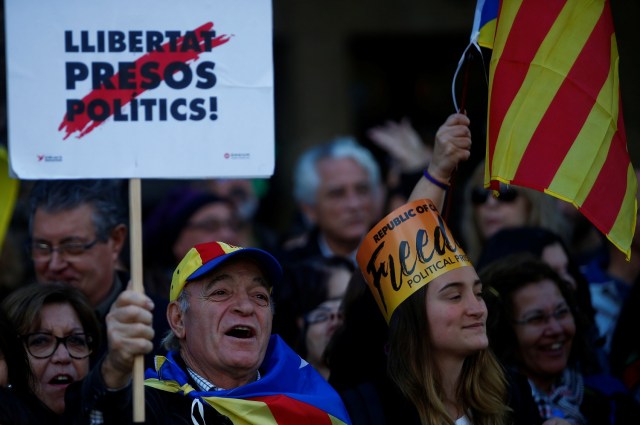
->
[5,0,274,179]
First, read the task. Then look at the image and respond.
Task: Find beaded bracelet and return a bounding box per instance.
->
[423,168,450,190]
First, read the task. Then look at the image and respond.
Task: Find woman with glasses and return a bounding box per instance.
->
[1,282,100,422]
[476,226,599,345]
[278,256,353,380]
[460,160,567,262]
[481,255,640,424]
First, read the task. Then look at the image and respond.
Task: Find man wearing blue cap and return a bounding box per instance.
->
[161,241,283,393]
[82,241,352,425]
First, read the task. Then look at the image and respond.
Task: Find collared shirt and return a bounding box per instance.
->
[318,233,357,265]
[455,415,472,425]
[187,368,261,392]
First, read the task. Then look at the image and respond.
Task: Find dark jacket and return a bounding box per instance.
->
[130,381,232,425]
[0,358,129,425]
[85,352,233,425]
[580,373,640,424]
[338,369,543,425]
[0,388,60,425]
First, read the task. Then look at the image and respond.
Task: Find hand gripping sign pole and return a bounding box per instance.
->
[129,178,145,422]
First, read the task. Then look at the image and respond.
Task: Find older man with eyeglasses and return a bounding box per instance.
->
[27,179,169,364]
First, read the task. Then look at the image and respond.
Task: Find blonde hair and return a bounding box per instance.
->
[387,285,509,425]
[461,160,568,262]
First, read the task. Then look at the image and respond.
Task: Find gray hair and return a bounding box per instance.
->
[293,137,381,205]
[162,289,190,352]
[28,179,127,241]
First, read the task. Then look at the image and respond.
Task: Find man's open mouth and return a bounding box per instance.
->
[226,326,254,339]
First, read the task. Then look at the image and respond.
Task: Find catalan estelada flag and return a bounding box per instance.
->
[145,335,351,424]
[0,146,19,249]
[483,0,637,258]
[471,0,499,48]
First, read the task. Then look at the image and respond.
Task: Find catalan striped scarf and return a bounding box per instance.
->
[145,335,351,425]
[529,368,586,425]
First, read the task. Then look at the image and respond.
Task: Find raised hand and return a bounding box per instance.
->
[367,117,433,173]
[408,113,472,210]
[101,283,155,389]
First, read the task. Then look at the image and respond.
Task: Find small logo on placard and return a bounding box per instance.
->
[37,155,63,162]
[224,153,250,160]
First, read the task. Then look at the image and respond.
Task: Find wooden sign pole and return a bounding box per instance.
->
[128,178,145,422]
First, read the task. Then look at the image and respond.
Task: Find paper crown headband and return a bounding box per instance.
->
[356,199,472,323]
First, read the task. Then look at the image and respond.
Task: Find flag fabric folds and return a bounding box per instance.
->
[0,146,19,249]
[484,0,637,258]
[145,335,351,424]
[471,0,499,48]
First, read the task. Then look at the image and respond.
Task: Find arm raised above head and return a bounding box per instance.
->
[367,117,433,173]
[408,113,472,211]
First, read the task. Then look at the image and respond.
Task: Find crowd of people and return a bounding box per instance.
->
[0,112,638,425]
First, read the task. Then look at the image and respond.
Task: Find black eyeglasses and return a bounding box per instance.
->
[29,239,99,262]
[21,332,92,359]
[471,187,519,205]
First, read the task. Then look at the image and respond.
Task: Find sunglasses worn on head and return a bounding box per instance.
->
[471,186,519,205]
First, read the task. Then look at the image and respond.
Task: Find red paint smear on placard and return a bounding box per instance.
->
[58,22,230,139]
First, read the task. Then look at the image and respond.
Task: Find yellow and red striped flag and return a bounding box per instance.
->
[0,146,19,249]
[484,0,637,258]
